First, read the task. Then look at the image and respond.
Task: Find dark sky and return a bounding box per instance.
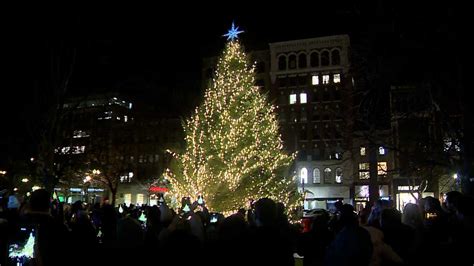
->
[1,2,467,161]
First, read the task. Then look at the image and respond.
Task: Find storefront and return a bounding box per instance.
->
[303,185,351,212]
[353,185,390,213]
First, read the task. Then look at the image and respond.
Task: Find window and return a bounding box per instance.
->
[73,130,90,138]
[278,56,287,70]
[360,147,366,156]
[331,50,341,65]
[56,146,86,155]
[378,162,387,176]
[333,73,341,83]
[136,194,144,206]
[334,87,341,100]
[321,51,330,66]
[300,168,308,184]
[312,75,319,85]
[301,111,307,122]
[298,75,307,86]
[290,112,297,123]
[313,168,321,183]
[300,93,307,104]
[322,75,330,84]
[298,54,307,68]
[300,125,308,140]
[310,52,320,67]
[124,194,132,206]
[379,146,386,155]
[289,55,297,69]
[359,163,370,179]
[289,94,297,104]
[124,116,128,122]
[324,168,332,182]
[335,168,343,183]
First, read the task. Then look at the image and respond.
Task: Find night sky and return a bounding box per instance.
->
[1,3,467,162]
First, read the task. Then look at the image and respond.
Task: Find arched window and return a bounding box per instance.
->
[321,51,330,66]
[335,168,343,183]
[310,52,319,67]
[298,53,307,68]
[324,168,332,182]
[300,168,308,184]
[278,55,287,71]
[313,168,321,183]
[331,50,341,65]
[289,54,297,69]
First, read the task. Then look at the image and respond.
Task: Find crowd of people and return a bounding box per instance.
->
[0,189,473,266]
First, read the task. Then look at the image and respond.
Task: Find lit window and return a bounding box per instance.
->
[335,168,343,183]
[290,94,297,104]
[360,147,366,156]
[129,103,133,109]
[359,163,370,179]
[56,146,85,154]
[324,168,332,181]
[300,168,308,184]
[379,146,386,155]
[124,116,128,122]
[313,168,321,184]
[322,75,330,84]
[124,194,132,207]
[377,162,387,175]
[333,74,341,83]
[136,194,144,206]
[73,130,89,138]
[312,75,319,85]
[300,93,307,104]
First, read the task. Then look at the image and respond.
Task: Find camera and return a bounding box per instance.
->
[210,213,218,223]
[9,227,35,263]
[197,195,204,205]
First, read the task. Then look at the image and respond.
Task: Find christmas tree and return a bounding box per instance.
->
[165,23,299,214]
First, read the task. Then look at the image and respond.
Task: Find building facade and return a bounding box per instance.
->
[269,35,353,210]
[56,93,183,205]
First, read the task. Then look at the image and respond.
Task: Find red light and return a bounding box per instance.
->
[149,186,169,193]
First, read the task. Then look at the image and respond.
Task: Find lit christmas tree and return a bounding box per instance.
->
[165,23,299,214]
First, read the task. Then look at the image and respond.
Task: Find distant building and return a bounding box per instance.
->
[269,35,353,210]
[202,35,354,210]
[57,93,183,205]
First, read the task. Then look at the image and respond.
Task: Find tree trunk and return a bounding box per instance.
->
[111,188,117,207]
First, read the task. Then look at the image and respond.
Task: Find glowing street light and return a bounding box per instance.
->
[92,169,101,175]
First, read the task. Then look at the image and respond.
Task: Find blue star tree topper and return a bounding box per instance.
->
[223,22,244,41]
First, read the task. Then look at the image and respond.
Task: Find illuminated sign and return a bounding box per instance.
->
[149,186,168,193]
